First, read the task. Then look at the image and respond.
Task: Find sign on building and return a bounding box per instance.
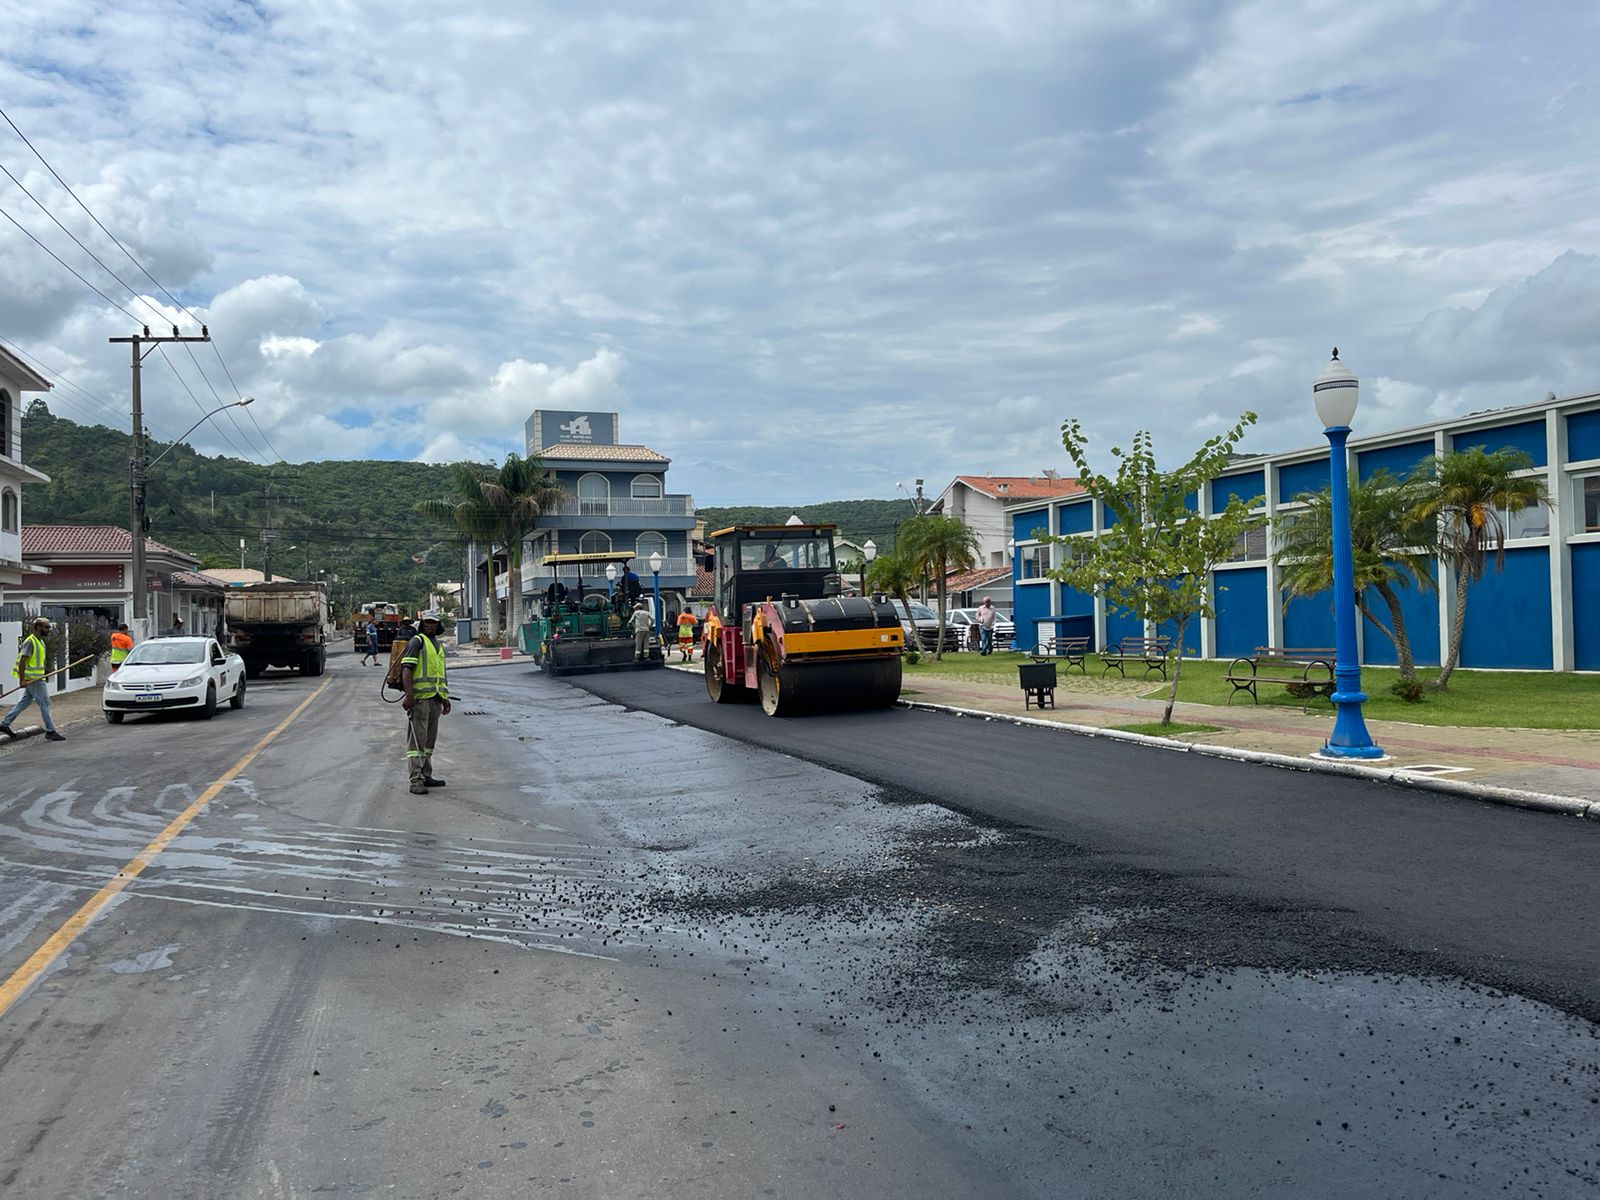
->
[34,563,124,590]
[525,410,619,454]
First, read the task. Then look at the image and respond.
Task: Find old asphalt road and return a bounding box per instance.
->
[0,650,1590,1198]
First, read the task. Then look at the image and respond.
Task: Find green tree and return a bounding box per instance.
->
[898,514,979,661]
[1274,469,1435,688]
[1414,447,1549,690]
[1046,414,1263,726]
[865,548,921,662]
[414,454,565,639]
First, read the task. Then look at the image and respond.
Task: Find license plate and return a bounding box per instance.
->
[134,693,163,703]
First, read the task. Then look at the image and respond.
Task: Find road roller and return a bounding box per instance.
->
[701,524,903,716]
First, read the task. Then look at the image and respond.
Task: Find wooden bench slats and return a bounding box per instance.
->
[1032,635,1090,674]
[1101,636,1172,679]
[1222,645,1336,710]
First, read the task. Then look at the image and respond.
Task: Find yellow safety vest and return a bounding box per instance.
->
[400,635,449,700]
[15,634,47,682]
[110,632,134,665]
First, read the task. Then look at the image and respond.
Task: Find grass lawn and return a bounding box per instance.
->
[1111,721,1224,737]
[903,650,1600,730]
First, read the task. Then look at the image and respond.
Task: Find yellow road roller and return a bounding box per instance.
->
[700,524,903,716]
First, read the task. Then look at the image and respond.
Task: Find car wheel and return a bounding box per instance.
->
[200,684,217,720]
[104,710,124,724]
[230,677,246,710]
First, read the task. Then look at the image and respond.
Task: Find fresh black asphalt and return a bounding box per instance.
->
[568,663,1600,1024]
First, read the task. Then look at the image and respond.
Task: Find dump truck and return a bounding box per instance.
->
[702,524,903,716]
[225,581,330,678]
[351,601,403,651]
[525,551,665,676]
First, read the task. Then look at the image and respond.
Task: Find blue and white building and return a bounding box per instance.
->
[1008,389,1600,671]
[515,409,696,612]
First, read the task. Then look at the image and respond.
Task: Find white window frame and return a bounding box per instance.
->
[635,530,667,561]
[0,487,15,533]
[630,474,663,500]
[577,530,611,555]
[577,473,610,515]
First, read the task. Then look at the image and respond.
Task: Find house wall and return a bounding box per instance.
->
[1007,393,1600,671]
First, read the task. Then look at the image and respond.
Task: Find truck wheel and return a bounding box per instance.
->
[200,685,217,720]
[230,677,246,709]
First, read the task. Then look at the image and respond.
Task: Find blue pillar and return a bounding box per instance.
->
[1320,425,1384,758]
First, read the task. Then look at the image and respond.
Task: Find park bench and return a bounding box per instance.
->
[1030,635,1091,674]
[1100,635,1172,679]
[1222,646,1337,710]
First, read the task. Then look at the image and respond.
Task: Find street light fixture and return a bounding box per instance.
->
[862,539,877,562]
[1313,349,1384,760]
[649,551,663,648]
[145,397,255,471]
[605,562,617,599]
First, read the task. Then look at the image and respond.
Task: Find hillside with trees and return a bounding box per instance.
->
[20,405,914,611]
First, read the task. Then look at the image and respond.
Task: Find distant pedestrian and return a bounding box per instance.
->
[165,614,185,638]
[976,598,998,655]
[1,617,65,742]
[631,603,655,661]
[400,610,451,795]
[110,623,134,672]
[361,620,379,665]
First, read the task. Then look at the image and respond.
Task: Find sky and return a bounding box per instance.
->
[1,0,1598,506]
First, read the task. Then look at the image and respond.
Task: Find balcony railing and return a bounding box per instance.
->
[517,556,696,587]
[549,495,693,518]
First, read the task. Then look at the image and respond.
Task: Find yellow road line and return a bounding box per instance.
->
[0,679,333,1021]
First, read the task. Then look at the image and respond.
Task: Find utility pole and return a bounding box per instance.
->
[109,325,211,633]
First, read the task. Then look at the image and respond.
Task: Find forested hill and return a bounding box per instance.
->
[694,501,914,553]
[20,404,917,605]
[21,402,460,609]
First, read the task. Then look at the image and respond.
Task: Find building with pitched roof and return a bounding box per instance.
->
[928,473,1085,570]
[459,408,698,620]
[12,525,225,636]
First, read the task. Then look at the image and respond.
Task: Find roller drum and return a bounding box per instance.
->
[758,654,902,717]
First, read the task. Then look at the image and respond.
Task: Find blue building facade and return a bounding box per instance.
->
[1008,391,1600,671]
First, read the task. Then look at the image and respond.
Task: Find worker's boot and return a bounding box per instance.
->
[409,781,428,795]
[424,777,447,787]
[0,724,12,738]
[44,731,66,742]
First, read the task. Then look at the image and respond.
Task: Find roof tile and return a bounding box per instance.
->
[22,524,196,563]
[539,443,670,464]
[954,475,1083,501]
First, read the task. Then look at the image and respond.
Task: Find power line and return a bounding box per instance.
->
[0,201,141,321]
[0,333,173,439]
[0,105,282,464]
[154,345,255,461]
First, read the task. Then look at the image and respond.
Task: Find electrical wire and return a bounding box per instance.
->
[154,345,254,461]
[0,202,141,322]
[0,105,282,465]
[0,333,174,440]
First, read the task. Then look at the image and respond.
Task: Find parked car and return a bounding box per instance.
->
[892,600,963,652]
[946,607,1016,649]
[103,636,247,724]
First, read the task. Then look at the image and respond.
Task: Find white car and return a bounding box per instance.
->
[946,607,1016,649]
[103,636,247,724]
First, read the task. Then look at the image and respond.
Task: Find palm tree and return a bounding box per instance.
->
[899,515,979,661]
[1414,447,1549,690]
[415,454,565,641]
[865,549,920,658]
[1275,470,1435,686]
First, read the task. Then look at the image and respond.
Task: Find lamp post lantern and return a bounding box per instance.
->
[1314,348,1384,759]
[649,551,663,648]
[605,562,617,600]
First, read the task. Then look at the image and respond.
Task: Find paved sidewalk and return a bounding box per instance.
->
[901,672,1600,804]
[0,683,104,750]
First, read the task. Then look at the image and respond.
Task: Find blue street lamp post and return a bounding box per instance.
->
[1314,349,1385,759]
[649,551,663,651]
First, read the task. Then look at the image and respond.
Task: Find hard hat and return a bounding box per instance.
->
[418,609,442,622]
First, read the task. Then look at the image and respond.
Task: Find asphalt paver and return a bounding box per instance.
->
[0,651,1594,1197]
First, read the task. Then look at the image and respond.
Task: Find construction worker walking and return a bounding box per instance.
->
[399,610,451,795]
[630,602,655,661]
[1,617,65,742]
[109,623,134,671]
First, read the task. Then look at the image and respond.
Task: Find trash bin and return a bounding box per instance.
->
[1018,660,1057,711]
[455,618,474,645]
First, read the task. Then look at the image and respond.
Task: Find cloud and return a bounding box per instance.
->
[3,1,1599,503]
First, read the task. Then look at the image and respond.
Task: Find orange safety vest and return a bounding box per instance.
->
[110,630,134,666]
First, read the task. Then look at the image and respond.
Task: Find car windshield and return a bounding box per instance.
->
[906,603,937,620]
[123,642,207,665]
[739,536,835,570]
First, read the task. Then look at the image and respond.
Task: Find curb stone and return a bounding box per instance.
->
[898,698,1600,821]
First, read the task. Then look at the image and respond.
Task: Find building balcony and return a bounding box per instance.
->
[497,557,698,597]
[549,495,694,518]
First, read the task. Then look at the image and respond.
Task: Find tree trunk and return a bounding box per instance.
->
[1372,580,1415,683]
[505,544,522,649]
[1430,567,1469,691]
[933,565,948,662]
[484,552,500,645]
[1162,620,1186,725]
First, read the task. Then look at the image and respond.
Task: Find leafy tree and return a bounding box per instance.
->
[1046,414,1263,726]
[414,454,564,638]
[1274,469,1435,687]
[865,548,921,662]
[1414,447,1549,690]
[898,514,978,661]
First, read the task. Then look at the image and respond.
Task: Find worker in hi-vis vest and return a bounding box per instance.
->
[110,623,134,671]
[399,610,451,795]
[1,617,65,741]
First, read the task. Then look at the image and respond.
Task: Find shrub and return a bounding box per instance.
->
[1390,678,1425,704]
